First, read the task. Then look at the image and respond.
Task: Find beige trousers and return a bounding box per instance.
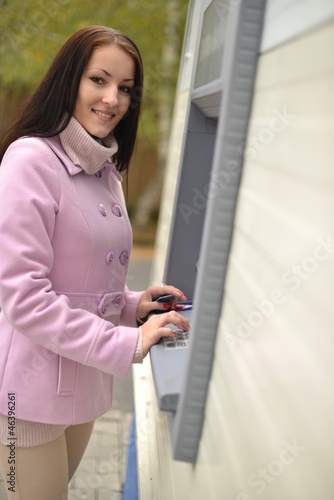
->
[0,420,94,500]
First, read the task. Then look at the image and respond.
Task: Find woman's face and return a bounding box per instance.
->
[74,43,135,139]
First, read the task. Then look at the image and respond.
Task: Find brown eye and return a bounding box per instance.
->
[90,76,105,85]
[119,85,132,94]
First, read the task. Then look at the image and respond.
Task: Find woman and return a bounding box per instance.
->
[0,26,188,498]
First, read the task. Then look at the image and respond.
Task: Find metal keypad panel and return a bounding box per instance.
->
[162,328,190,350]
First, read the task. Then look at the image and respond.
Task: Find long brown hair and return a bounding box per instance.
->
[0,26,144,172]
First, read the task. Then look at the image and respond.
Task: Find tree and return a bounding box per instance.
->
[0,0,188,148]
[133,0,182,226]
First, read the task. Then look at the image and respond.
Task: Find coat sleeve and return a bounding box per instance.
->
[121,288,143,327]
[0,138,139,376]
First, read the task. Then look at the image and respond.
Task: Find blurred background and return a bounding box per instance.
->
[0,0,189,247]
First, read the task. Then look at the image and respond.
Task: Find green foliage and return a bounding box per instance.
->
[0,0,188,145]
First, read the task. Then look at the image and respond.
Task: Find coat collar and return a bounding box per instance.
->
[44,136,83,175]
[43,135,122,181]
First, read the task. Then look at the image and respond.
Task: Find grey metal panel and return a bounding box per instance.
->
[171,0,267,463]
[163,104,217,299]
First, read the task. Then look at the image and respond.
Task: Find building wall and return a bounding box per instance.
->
[198,16,334,500]
[133,2,334,499]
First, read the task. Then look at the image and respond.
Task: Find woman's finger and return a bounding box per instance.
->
[159,327,178,337]
[156,311,190,331]
[150,284,187,301]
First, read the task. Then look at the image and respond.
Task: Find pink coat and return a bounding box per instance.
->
[0,136,142,425]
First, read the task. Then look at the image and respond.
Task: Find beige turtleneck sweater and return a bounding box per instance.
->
[59,117,118,175]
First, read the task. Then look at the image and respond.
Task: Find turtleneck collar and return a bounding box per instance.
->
[59,117,118,175]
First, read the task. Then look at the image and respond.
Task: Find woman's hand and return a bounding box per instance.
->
[136,284,187,322]
[141,310,190,357]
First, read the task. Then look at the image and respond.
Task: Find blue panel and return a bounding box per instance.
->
[122,409,138,500]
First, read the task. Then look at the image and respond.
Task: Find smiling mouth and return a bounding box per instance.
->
[93,110,115,120]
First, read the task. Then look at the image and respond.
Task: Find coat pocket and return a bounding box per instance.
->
[57,356,77,396]
[97,291,125,325]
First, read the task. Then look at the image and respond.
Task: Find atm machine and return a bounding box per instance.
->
[149,0,266,462]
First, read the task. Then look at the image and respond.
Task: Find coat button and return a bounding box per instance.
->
[111,204,122,217]
[105,250,114,265]
[97,203,107,216]
[119,250,129,266]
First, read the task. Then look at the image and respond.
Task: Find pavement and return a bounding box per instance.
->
[0,246,154,499]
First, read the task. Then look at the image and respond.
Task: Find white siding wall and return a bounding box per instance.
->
[134,3,334,499]
[202,18,334,500]
[261,0,334,51]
